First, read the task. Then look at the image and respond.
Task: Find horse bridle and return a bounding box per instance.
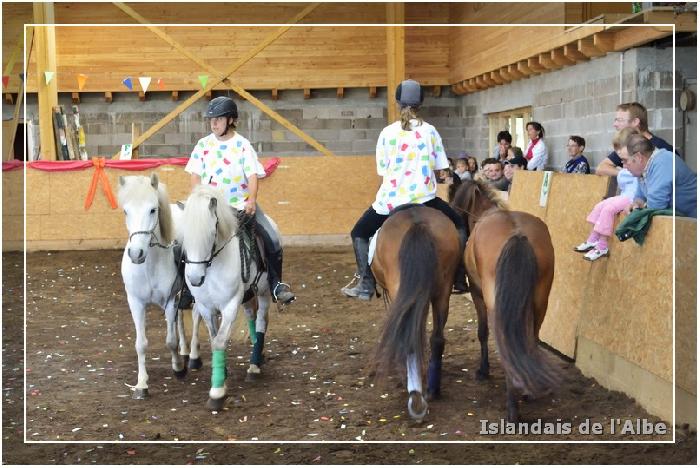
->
[128,207,174,249]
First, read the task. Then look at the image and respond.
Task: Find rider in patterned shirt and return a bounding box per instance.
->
[186,96,295,305]
[341,79,469,300]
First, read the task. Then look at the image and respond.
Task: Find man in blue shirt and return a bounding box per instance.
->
[596,102,676,177]
[621,134,696,218]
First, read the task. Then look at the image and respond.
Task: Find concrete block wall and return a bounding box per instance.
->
[25,87,471,159]
[459,46,696,171]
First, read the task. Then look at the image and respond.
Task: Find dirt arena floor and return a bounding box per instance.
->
[2,247,696,464]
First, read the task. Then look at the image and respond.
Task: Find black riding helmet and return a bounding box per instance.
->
[395,79,424,108]
[206,96,238,119]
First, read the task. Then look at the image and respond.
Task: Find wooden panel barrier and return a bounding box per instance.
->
[508,170,696,426]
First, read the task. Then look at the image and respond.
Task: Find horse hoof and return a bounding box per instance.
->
[188,357,203,370]
[207,397,226,412]
[173,367,188,381]
[408,391,428,422]
[475,369,489,381]
[245,371,261,382]
[132,388,149,400]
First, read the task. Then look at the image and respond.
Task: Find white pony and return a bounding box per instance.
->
[182,184,272,411]
[118,173,195,399]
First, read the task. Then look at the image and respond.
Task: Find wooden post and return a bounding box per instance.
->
[131,122,141,159]
[33,4,58,161]
[386,2,405,124]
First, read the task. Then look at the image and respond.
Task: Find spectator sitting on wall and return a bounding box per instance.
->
[622,133,697,218]
[524,121,548,171]
[481,157,510,191]
[595,101,676,177]
[503,154,528,192]
[492,130,512,162]
[563,135,591,174]
[573,128,641,262]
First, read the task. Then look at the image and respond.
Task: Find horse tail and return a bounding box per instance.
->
[375,221,436,377]
[494,234,559,396]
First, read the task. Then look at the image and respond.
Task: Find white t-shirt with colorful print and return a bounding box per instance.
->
[185,132,265,210]
[372,120,449,215]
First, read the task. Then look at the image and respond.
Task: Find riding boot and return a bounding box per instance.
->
[453,226,469,294]
[341,238,375,301]
[266,249,296,305]
[178,283,194,309]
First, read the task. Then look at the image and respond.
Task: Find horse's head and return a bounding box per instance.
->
[118,173,173,264]
[452,179,507,234]
[182,185,237,287]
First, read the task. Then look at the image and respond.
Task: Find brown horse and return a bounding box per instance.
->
[452,180,558,423]
[371,205,460,422]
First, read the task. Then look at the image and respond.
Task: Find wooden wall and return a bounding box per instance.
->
[4,2,451,93]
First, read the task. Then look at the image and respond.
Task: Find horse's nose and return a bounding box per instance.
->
[189,275,205,287]
[128,248,145,264]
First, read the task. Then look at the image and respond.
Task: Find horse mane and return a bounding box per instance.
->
[452,179,509,213]
[183,185,238,251]
[117,175,174,244]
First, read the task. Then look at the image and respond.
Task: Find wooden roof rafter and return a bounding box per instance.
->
[110,2,335,158]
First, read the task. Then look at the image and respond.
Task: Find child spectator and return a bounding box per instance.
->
[573,128,640,261]
[454,157,472,181]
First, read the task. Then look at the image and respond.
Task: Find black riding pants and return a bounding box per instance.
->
[350,197,465,241]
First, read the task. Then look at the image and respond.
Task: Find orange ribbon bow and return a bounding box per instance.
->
[84,157,117,211]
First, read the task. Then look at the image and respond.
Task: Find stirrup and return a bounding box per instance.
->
[273,282,296,305]
[340,274,360,294]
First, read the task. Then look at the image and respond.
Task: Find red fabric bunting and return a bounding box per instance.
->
[3,157,282,176]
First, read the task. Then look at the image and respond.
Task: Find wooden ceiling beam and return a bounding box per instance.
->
[71,92,80,104]
[613,26,669,51]
[507,64,524,80]
[527,57,545,73]
[452,81,467,95]
[538,52,562,70]
[481,73,496,87]
[171,90,179,101]
[578,36,605,58]
[498,66,513,83]
[336,87,344,99]
[303,88,311,99]
[369,86,377,98]
[593,31,615,53]
[474,76,488,89]
[104,91,112,103]
[432,85,441,97]
[551,48,575,66]
[271,88,278,100]
[489,71,504,85]
[517,60,534,77]
[563,43,589,62]
[463,79,477,93]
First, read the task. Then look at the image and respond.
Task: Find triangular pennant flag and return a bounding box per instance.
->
[44,71,55,85]
[198,75,208,89]
[157,78,165,90]
[2,76,8,88]
[122,77,133,91]
[77,73,88,91]
[138,76,151,93]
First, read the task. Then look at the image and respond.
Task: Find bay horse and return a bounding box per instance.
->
[452,179,558,422]
[118,174,195,399]
[371,205,460,422]
[182,185,272,410]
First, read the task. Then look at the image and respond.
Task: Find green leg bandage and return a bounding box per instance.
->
[211,349,226,388]
[248,319,257,345]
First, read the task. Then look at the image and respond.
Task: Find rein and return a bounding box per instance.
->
[128,208,176,249]
[183,209,263,292]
